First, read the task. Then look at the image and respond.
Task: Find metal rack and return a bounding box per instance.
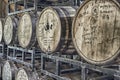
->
[7,0,83,16]
[0,43,6,58]
[41,53,120,80]
[5,45,120,80]
[5,1,120,80]
[7,46,41,70]
[7,0,37,15]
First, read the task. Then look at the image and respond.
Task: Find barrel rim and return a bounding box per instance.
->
[36,6,62,53]
[3,16,14,45]
[18,12,35,48]
[72,0,120,65]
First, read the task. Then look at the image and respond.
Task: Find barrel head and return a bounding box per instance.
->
[2,61,17,80]
[18,12,32,48]
[36,7,61,53]
[16,68,29,80]
[3,16,13,45]
[72,0,120,64]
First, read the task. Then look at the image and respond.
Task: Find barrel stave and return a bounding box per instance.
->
[36,6,78,54]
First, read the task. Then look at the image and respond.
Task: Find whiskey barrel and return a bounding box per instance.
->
[2,61,17,80]
[16,68,44,80]
[0,59,5,80]
[72,0,120,65]
[0,0,7,18]
[36,6,78,54]
[18,12,37,48]
[16,68,54,80]
[3,16,18,45]
[0,19,4,43]
[16,68,32,80]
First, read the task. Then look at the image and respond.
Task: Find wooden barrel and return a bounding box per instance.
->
[3,16,18,45]
[16,68,43,80]
[18,12,37,48]
[36,6,78,54]
[2,61,17,80]
[16,68,32,80]
[0,19,4,43]
[16,68,54,80]
[72,0,120,65]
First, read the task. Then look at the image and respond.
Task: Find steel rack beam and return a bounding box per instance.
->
[7,0,37,15]
[7,46,40,70]
[0,43,6,58]
[8,7,35,15]
[8,46,34,53]
[8,0,23,4]
[41,70,71,80]
[7,56,32,67]
[41,53,120,80]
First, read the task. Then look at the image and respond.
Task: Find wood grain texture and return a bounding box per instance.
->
[72,0,120,64]
[18,13,32,48]
[2,61,17,80]
[36,6,78,54]
[3,16,18,45]
[18,12,37,48]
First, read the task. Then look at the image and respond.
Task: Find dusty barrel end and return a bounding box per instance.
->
[3,16,18,45]
[72,0,120,65]
[36,6,78,54]
[18,12,37,48]
[2,61,17,80]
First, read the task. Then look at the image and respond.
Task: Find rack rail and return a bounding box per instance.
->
[41,53,120,80]
[7,0,37,15]
[7,0,83,16]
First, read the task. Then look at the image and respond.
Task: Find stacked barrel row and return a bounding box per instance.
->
[0,0,119,65]
[0,0,120,79]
